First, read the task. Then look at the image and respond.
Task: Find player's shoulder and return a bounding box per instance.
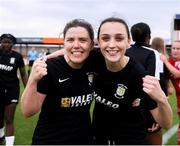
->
[129,57,147,77]
[46,55,65,67]
[11,50,23,58]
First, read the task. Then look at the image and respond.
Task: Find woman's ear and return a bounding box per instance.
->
[128,38,131,44]
[127,38,132,48]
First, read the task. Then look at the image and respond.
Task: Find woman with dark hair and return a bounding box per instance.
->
[0,34,28,146]
[21,19,95,145]
[92,17,172,145]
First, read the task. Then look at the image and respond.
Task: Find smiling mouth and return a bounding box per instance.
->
[107,50,118,55]
[71,51,83,55]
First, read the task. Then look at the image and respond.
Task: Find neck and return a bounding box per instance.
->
[106,56,129,72]
[0,48,12,54]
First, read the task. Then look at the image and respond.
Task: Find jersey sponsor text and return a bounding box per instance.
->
[94,92,119,109]
[61,93,93,107]
[0,64,13,71]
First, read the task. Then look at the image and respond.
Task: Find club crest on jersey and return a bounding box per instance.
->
[114,84,127,99]
[61,97,70,107]
[87,72,94,85]
[10,57,15,64]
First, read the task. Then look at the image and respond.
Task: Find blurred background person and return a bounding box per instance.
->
[161,40,180,145]
[0,34,28,146]
[38,48,51,58]
[126,22,163,145]
[151,37,173,96]
[45,48,50,55]
[27,47,38,76]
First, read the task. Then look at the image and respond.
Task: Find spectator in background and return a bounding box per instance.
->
[38,48,46,58]
[151,37,166,54]
[45,48,50,55]
[0,34,28,146]
[126,22,163,145]
[27,47,38,76]
[161,40,180,145]
[38,48,51,59]
[151,37,173,96]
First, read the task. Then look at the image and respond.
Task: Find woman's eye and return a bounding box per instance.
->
[101,37,109,41]
[79,39,87,43]
[115,37,123,41]
[66,38,73,42]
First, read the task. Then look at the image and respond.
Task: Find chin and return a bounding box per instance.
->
[106,56,120,62]
[72,58,86,64]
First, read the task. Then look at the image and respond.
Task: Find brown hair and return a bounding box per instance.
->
[151,37,166,54]
[63,19,94,42]
[97,17,130,40]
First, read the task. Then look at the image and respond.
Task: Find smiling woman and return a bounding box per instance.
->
[92,17,172,145]
[20,19,95,145]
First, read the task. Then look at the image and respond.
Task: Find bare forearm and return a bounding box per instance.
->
[154,97,173,129]
[21,79,44,118]
[143,75,173,129]
[46,48,65,59]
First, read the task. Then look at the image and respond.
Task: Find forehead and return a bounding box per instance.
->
[65,26,90,38]
[172,42,180,48]
[100,22,127,35]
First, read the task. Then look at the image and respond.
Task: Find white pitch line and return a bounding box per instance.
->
[163,123,178,145]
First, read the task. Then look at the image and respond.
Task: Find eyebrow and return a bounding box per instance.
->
[100,33,125,36]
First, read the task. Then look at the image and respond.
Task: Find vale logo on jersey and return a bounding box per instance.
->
[60,93,93,108]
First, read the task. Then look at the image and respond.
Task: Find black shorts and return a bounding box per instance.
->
[29,60,35,67]
[1,86,20,105]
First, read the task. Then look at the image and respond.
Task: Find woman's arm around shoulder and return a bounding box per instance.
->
[46,48,65,59]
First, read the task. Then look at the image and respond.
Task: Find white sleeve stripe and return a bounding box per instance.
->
[142,46,163,80]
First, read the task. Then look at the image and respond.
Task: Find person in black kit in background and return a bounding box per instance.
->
[0,82,5,145]
[21,19,95,145]
[126,22,164,145]
[0,34,28,146]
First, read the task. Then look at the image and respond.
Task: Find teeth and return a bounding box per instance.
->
[107,50,117,55]
[72,52,81,55]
